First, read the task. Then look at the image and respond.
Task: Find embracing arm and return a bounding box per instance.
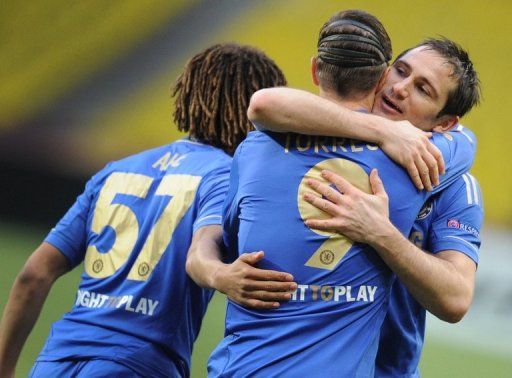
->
[249,87,444,190]
[186,225,296,309]
[0,242,70,377]
[368,229,475,323]
[249,87,388,141]
[304,170,475,322]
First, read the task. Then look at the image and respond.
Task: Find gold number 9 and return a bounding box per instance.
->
[297,158,371,270]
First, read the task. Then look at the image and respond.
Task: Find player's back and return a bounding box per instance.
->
[38,138,231,377]
[211,131,426,377]
[211,130,473,378]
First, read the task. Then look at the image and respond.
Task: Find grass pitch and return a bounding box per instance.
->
[1,223,510,377]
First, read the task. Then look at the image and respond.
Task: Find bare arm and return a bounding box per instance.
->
[185,225,296,309]
[249,87,444,191]
[0,242,70,377]
[367,231,475,323]
[304,170,475,322]
[249,87,388,141]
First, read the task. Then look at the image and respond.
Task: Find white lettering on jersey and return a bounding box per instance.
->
[75,290,160,316]
[289,285,378,303]
[152,152,188,171]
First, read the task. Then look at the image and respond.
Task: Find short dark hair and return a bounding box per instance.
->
[395,37,481,118]
[316,9,392,98]
[172,44,287,154]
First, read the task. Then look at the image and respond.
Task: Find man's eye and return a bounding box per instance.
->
[395,67,405,76]
[419,86,430,96]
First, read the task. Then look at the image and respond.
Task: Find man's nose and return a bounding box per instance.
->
[392,79,410,99]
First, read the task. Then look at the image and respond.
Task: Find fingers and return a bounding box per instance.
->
[226,254,299,310]
[232,281,298,310]
[247,269,295,282]
[415,141,439,190]
[427,141,445,176]
[306,178,343,204]
[240,298,280,310]
[423,150,440,188]
[369,169,386,198]
[414,154,433,191]
[247,290,294,303]
[243,274,297,290]
[422,137,444,186]
[239,251,265,265]
[238,251,295,282]
[238,257,294,282]
[303,192,340,216]
[304,218,337,231]
[255,268,294,282]
[417,140,446,190]
[321,170,353,195]
[406,162,423,190]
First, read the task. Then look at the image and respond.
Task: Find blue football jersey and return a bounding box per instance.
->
[209,127,474,378]
[38,139,231,377]
[376,172,483,378]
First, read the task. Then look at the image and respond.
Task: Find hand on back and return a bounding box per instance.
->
[215,252,297,310]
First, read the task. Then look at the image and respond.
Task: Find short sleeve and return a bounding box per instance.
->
[222,143,244,261]
[428,174,483,264]
[431,126,476,194]
[193,165,231,233]
[44,178,95,268]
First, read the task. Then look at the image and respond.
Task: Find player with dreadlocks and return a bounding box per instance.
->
[0,43,286,378]
[174,44,286,154]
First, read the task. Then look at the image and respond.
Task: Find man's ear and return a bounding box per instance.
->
[311,57,320,87]
[433,115,459,132]
[376,67,390,94]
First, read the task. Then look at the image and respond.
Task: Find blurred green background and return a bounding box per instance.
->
[2,224,511,377]
[1,0,511,377]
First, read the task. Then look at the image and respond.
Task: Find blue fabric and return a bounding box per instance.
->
[39,139,231,377]
[376,170,483,377]
[211,127,474,377]
[29,359,148,377]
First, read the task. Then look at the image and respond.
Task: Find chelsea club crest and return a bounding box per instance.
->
[416,200,433,220]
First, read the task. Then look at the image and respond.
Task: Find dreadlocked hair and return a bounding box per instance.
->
[172,44,287,154]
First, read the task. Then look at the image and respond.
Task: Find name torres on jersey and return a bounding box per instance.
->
[284,134,379,154]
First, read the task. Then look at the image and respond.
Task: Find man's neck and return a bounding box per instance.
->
[318,87,374,112]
